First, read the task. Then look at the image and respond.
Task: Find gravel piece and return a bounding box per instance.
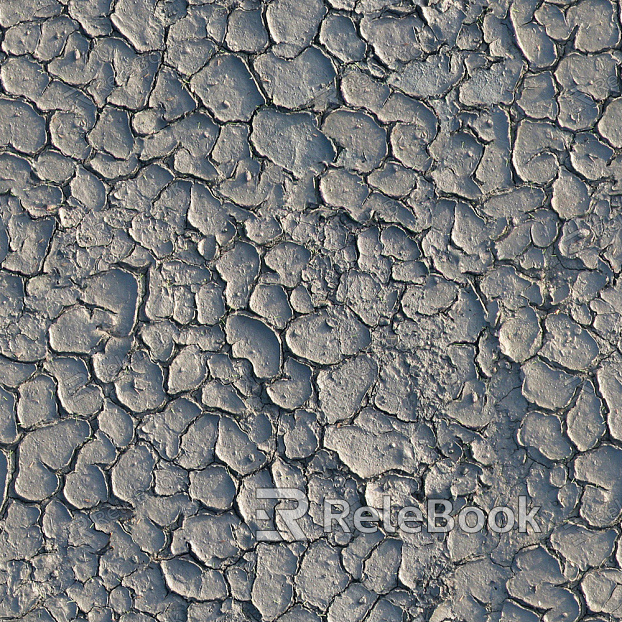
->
[167,346,207,394]
[267,358,312,410]
[191,54,264,123]
[254,47,336,110]
[322,109,387,174]
[249,284,293,330]
[251,109,335,177]
[162,558,227,601]
[88,106,135,160]
[216,416,268,476]
[324,410,419,478]
[286,308,370,365]
[225,313,282,379]
[171,511,250,569]
[518,411,572,461]
[252,543,298,619]
[320,14,366,63]
[177,414,219,470]
[522,357,580,410]
[114,351,166,414]
[15,419,90,501]
[139,397,200,460]
[459,58,523,107]
[499,307,542,363]
[295,540,349,612]
[389,53,464,98]
[517,72,558,120]
[17,374,57,428]
[226,9,268,53]
[215,242,260,310]
[282,410,319,459]
[318,355,377,423]
[189,465,237,511]
[0,98,47,154]
[551,168,590,219]
[598,98,622,148]
[513,120,567,184]
[540,313,599,370]
[265,0,326,59]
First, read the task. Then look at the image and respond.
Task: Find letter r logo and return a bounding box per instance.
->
[255,488,309,541]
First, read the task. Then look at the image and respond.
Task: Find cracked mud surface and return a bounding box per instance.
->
[2,0,622,620]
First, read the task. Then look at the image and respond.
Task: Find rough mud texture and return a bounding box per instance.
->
[1,0,622,621]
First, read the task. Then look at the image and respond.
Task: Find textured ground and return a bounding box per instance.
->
[1,0,622,620]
